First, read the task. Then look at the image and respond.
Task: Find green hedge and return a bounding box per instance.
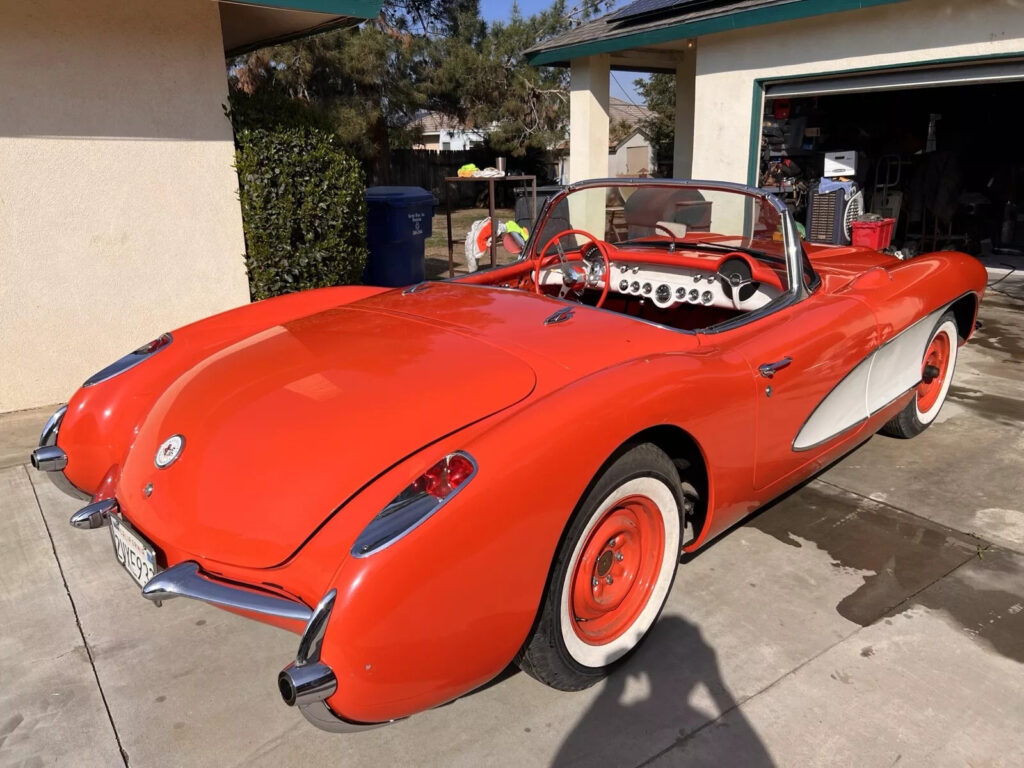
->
[235,128,368,300]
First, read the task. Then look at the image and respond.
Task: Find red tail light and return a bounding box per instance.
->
[133,333,173,355]
[416,453,475,499]
[352,452,478,557]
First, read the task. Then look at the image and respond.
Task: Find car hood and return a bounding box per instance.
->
[117,305,536,569]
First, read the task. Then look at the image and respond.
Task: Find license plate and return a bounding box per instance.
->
[109,515,159,588]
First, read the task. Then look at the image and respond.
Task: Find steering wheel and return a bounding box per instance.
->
[716,253,761,310]
[533,229,611,308]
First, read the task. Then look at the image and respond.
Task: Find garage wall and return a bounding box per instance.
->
[0,0,250,413]
[691,0,1024,184]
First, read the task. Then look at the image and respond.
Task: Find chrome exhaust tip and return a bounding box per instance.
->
[31,445,67,472]
[69,499,117,529]
[278,662,337,707]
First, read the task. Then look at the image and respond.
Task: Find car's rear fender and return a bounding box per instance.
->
[296,348,760,723]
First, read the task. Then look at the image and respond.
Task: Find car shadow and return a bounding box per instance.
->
[550,615,775,768]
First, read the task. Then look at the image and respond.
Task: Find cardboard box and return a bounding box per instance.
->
[824,151,857,178]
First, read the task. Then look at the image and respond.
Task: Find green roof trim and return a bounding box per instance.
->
[230,0,382,19]
[528,0,907,66]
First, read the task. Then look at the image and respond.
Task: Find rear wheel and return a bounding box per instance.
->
[881,312,959,439]
[517,443,682,691]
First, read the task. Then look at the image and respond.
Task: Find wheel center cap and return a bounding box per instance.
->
[596,550,614,576]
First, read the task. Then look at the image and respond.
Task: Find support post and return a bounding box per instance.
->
[672,47,697,179]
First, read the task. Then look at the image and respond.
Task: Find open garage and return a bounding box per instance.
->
[758,59,1024,257]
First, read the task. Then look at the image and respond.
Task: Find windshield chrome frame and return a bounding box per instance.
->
[523,178,810,306]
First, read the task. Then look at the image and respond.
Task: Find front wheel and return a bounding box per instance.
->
[517,443,682,691]
[881,311,959,439]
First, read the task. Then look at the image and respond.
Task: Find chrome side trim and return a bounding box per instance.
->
[278,588,392,732]
[297,590,336,665]
[83,333,172,387]
[141,561,313,623]
[32,405,91,501]
[70,499,117,529]
[39,405,66,448]
[351,451,479,558]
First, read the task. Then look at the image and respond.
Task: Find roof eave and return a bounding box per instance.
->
[527,0,907,67]
[220,0,382,57]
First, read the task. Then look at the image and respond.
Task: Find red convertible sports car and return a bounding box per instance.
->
[31,180,985,732]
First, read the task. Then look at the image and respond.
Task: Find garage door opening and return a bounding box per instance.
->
[758,74,1024,258]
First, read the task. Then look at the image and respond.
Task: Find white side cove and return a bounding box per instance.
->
[793,305,948,450]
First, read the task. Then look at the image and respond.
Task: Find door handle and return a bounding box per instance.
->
[759,357,792,378]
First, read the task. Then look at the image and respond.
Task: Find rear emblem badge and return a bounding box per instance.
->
[155,435,185,468]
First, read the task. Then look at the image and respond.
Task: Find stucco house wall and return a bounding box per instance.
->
[691,0,1024,184]
[0,0,250,412]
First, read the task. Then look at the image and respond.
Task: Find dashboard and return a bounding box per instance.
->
[539,253,783,312]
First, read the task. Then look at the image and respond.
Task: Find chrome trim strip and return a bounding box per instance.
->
[83,332,172,387]
[141,561,312,623]
[39,405,66,447]
[297,590,336,665]
[32,404,91,501]
[70,498,117,529]
[279,588,392,732]
[350,451,479,558]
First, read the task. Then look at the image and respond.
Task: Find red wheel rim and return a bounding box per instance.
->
[917,331,951,413]
[569,494,666,645]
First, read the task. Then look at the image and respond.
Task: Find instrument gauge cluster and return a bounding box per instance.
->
[608,261,777,311]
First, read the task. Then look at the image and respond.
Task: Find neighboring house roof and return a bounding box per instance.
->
[610,126,651,152]
[526,0,907,66]
[410,111,490,135]
[221,0,383,57]
[609,98,652,149]
[610,97,652,127]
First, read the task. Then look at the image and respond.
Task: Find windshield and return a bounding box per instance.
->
[527,181,808,291]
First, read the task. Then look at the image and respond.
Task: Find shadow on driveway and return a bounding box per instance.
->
[551,615,774,768]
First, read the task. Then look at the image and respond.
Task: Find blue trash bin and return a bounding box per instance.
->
[363,186,438,286]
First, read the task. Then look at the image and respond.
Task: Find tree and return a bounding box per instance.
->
[228,0,613,166]
[635,73,675,165]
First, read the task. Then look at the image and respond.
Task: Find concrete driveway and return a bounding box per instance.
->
[2,295,1022,768]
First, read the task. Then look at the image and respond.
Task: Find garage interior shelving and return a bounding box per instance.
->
[759,75,1024,259]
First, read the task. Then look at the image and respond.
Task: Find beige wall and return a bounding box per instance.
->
[609,133,653,176]
[0,0,250,413]
[692,0,1024,184]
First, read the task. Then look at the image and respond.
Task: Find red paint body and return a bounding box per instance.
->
[54,236,985,723]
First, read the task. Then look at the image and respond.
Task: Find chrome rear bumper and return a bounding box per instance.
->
[30,405,90,501]
[141,561,313,623]
[143,562,386,731]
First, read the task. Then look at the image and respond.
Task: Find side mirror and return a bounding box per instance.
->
[502,231,526,255]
